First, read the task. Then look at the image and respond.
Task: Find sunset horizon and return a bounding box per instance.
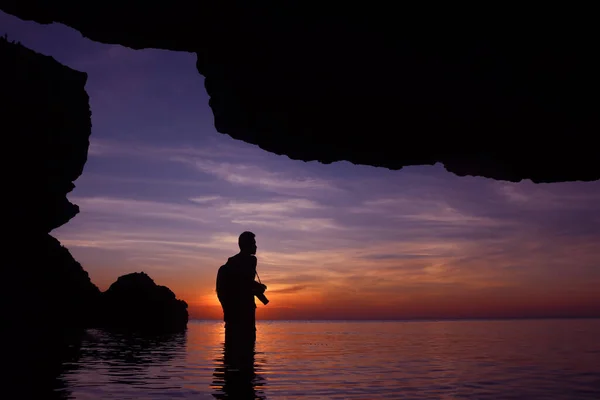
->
[3,10,599,323]
[4,4,600,398]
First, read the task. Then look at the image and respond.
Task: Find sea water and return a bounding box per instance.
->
[54,319,600,399]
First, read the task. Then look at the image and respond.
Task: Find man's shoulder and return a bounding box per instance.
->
[218,257,239,273]
[229,253,256,265]
[243,254,257,267]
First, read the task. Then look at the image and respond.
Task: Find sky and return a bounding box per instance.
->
[3,11,600,320]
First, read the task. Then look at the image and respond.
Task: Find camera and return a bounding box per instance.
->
[254,283,269,305]
[256,292,269,305]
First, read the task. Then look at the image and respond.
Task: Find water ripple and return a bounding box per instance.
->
[53,319,600,399]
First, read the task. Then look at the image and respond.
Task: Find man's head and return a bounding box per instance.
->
[238,231,257,255]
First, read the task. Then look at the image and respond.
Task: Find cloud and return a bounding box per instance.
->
[80,172,217,189]
[60,140,600,319]
[188,195,223,203]
[497,183,530,203]
[87,138,341,196]
[495,181,600,210]
[268,285,308,294]
[71,196,210,224]
[87,138,231,159]
[58,193,345,277]
[67,195,338,236]
[231,217,341,231]
[220,198,322,214]
[360,253,433,260]
[182,158,339,194]
[354,196,505,227]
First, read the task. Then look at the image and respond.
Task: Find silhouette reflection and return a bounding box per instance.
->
[212,337,267,399]
[8,328,84,400]
[42,328,189,398]
[81,328,186,365]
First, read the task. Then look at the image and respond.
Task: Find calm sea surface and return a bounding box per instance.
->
[55,319,600,399]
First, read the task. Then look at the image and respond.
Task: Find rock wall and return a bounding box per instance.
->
[1,34,188,324]
[1,36,101,391]
[1,36,98,330]
[1,34,91,233]
[1,40,188,390]
[1,3,598,182]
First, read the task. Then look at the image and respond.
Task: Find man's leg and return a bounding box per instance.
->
[225,309,255,346]
[250,308,256,343]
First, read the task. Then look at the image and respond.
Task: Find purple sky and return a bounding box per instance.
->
[3,11,599,320]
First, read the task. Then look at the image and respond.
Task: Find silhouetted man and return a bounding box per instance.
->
[216,231,268,344]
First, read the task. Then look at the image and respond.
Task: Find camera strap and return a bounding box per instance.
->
[255,271,262,284]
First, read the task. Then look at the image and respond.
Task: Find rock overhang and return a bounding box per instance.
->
[1,2,598,183]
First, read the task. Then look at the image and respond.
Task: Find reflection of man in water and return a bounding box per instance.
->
[216,231,268,344]
[211,339,267,399]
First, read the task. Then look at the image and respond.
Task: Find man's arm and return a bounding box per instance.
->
[252,280,266,293]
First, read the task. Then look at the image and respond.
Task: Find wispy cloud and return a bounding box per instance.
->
[268,285,308,294]
[354,197,506,226]
[59,194,343,269]
[57,169,600,320]
[495,181,600,210]
[87,138,233,159]
[220,198,323,214]
[72,196,210,224]
[87,138,341,197]
[188,195,223,203]
[180,158,339,194]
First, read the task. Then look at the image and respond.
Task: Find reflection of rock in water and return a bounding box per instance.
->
[7,328,85,400]
[212,341,267,399]
[81,328,187,367]
[41,329,187,398]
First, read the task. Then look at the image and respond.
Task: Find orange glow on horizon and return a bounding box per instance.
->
[182,281,600,321]
[83,235,600,321]
[56,175,600,320]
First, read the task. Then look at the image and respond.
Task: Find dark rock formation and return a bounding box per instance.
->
[5,234,102,327]
[1,35,99,325]
[0,37,187,334]
[1,3,598,182]
[1,36,186,397]
[1,36,100,394]
[99,272,189,333]
[0,34,91,233]
[4,233,101,397]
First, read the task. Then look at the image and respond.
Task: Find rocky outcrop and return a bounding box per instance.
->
[1,37,186,395]
[1,3,598,182]
[1,34,91,233]
[1,35,98,324]
[4,233,101,396]
[1,36,187,334]
[1,36,100,392]
[5,233,101,328]
[99,272,189,333]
